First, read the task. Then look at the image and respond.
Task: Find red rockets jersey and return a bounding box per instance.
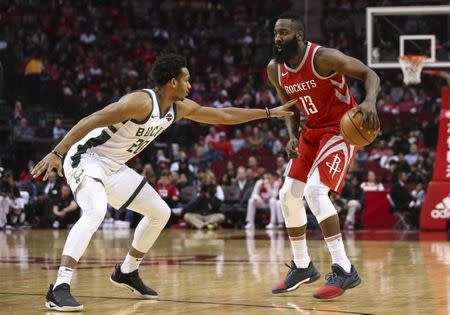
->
[278,42,357,129]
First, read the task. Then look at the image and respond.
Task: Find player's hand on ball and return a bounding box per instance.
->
[32,153,64,180]
[268,99,297,118]
[286,138,299,159]
[354,101,380,131]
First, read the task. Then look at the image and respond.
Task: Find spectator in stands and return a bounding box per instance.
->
[221,161,236,186]
[396,152,411,173]
[0,171,20,228]
[369,139,388,161]
[341,176,365,230]
[205,171,224,202]
[360,170,384,191]
[266,173,284,230]
[245,171,280,230]
[183,183,225,230]
[35,170,61,226]
[214,132,233,159]
[142,163,157,187]
[230,129,247,152]
[24,51,44,103]
[52,184,79,229]
[411,182,425,227]
[265,130,282,155]
[9,100,24,126]
[13,117,34,142]
[170,150,195,174]
[380,148,398,169]
[246,167,258,183]
[377,92,398,114]
[407,164,424,184]
[247,126,264,150]
[155,149,168,164]
[390,172,415,229]
[156,159,170,177]
[355,146,369,163]
[381,160,396,184]
[156,171,180,209]
[202,142,222,164]
[1,171,26,227]
[52,118,66,142]
[247,156,259,174]
[405,144,420,166]
[232,166,254,208]
[156,171,180,225]
[212,90,232,108]
[255,86,276,108]
[398,90,417,113]
[205,126,220,145]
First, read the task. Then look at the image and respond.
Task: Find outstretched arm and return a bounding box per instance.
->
[32,91,152,179]
[314,48,380,131]
[175,98,296,125]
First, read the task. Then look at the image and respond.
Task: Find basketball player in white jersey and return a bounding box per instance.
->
[32,54,296,312]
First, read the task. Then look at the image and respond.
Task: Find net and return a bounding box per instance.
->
[398,55,427,85]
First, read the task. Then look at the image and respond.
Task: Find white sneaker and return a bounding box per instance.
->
[244,222,255,230]
[265,223,276,229]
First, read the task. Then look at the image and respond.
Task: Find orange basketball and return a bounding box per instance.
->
[340,108,379,146]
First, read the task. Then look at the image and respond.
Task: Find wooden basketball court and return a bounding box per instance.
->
[0,229,449,314]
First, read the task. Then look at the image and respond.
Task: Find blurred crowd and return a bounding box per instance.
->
[0,0,444,230]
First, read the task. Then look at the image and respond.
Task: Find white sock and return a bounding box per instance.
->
[325,233,351,273]
[54,266,74,289]
[120,253,143,274]
[289,234,311,268]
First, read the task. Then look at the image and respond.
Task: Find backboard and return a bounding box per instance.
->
[366,6,450,69]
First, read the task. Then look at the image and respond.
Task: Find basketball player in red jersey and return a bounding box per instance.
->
[267,12,380,299]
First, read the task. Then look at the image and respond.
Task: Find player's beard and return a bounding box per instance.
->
[273,37,299,64]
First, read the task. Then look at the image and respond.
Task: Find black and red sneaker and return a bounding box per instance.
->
[272,261,320,294]
[313,264,361,299]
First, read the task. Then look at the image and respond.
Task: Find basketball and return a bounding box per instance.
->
[340,108,379,146]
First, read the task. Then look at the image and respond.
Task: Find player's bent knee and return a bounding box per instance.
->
[279,187,307,228]
[85,207,107,225]
[304,182,337,222]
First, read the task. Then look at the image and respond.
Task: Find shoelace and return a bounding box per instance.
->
[325,272,342,285]
[284,262,294,269]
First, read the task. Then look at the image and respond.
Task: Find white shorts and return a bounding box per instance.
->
[64,154,146,211]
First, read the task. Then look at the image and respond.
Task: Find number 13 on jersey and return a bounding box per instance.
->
[298,96,318,115]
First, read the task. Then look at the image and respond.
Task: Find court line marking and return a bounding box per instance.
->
[0,292,374,315]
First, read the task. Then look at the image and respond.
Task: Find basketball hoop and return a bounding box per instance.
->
[398,55,427,85]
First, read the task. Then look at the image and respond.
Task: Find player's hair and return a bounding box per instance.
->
[151,53,187,86]
[277,11,305,33]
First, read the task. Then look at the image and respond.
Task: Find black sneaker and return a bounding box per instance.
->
[313,264,361,299]
[272,261,321,294]
[109,264,158,299]
[45,283,83,312]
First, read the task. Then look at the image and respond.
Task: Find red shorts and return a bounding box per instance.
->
[286,126,358,194]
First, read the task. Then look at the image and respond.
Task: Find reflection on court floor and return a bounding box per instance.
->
[0,229,449,315]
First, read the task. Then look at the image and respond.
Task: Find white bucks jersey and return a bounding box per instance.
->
[67,89,176,171]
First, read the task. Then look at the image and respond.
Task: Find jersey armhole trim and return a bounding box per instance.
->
[311,46,338,80]
[172,102,178,122]
[130,89,154,124]
[277,63,282,86]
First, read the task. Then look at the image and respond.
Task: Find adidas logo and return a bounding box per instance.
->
[431,194,450,219]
